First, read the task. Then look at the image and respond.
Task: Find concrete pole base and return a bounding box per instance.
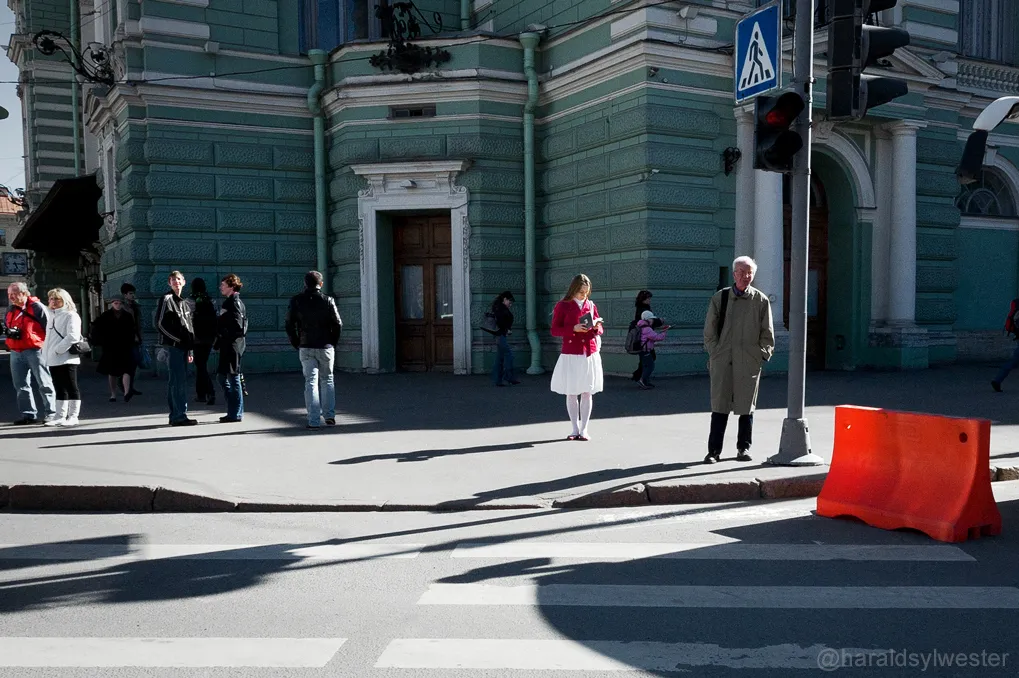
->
[768,417,826,467]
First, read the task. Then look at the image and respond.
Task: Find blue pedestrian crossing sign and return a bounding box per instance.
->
[734,1,782,103]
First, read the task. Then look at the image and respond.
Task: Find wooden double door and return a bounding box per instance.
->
[393,216,454,372]
[783,176,830,371]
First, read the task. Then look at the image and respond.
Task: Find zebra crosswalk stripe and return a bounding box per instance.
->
[450,542,975,561]
[376,639,833,670]
[0,638,347,668]
[418,583,1019,609]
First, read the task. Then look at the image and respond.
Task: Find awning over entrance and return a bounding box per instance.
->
[12,176,103,252]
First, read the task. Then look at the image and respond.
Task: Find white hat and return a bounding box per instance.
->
[641,310,656,321]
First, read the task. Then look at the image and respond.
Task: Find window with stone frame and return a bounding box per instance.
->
[299,0,388,53]
[959,0,1019,66]
[955,168,1018,218]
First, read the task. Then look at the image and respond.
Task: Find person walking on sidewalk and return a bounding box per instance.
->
[550,274,604,441]
[4,282,56,425]
[41,288,83,427]
[631,290,653,382]
[120,283,144,398]
[991,296,1019,392]
[93,296,137,402]
[636,310,670,390]
[491,291,520,387]
[216,274,247,423]
[156,270,197,426]
[702,256,775,464]
[189,277,217,406]
[285,271,342,430]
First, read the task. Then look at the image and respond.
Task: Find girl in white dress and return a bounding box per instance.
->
[550,274,604,440]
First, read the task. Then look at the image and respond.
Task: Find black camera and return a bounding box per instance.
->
[6,326,22,340]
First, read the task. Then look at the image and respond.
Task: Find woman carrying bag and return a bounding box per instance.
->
[42,288,85,427]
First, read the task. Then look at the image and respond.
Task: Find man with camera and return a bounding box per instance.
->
[4,282,56,425]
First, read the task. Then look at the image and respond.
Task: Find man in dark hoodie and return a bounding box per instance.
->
[285,271,342,430]
[156,270,197,426]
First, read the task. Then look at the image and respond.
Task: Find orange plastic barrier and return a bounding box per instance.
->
[816,405,1001,543]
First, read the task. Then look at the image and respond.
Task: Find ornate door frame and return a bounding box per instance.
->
[351,161,471,375]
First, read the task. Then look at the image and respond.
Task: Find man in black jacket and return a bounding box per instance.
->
[285,271,342,430]
[216,274,247,423]
[156,270,197,426]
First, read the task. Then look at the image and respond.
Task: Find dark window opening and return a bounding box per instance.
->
[300,0,389,53]
[389,105,437,119]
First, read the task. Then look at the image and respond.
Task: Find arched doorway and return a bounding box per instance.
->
[782,175,829,370]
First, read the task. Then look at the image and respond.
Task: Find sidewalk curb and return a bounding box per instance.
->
[1,468,1016,512]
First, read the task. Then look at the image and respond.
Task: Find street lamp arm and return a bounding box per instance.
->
[32,30,115,86]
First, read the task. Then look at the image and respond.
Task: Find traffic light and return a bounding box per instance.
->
[826,0,910,120]
[956,96,1019,185]
[754,90,806,172]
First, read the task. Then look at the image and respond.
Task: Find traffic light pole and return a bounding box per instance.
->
[770,0,825,466]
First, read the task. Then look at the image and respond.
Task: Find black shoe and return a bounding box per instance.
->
[170,418,199,427]
[992,380,1002,393]
[736,449,753,462]
[124,391,134,403]
[704,450,721,464]
[130,389,142,396]
[206,397,216,407]
[306,424,321,430]
[508,380,521,385]
[13,417,37,426]
[325,418,336,426]
[219,416,242,423]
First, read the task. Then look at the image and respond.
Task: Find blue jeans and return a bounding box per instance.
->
[166,346,190,423]
[10,348,55,419]
[300,347,335,426]
[492,335,515,385]
[994,343,1019,385]
[220,373,244,420]
[639,351,655,384]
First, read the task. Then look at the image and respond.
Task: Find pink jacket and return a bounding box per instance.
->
[551,299,603,356]
[638,319,667,351]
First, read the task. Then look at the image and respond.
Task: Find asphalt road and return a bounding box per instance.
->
[1,483,1018,677]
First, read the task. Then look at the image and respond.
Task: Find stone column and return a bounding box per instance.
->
[871,132,893,323]
[733,105,756,257]
[754,169,785,326]
[887,121,926,325]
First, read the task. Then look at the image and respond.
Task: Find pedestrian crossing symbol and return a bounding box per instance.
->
[734,2,782,104]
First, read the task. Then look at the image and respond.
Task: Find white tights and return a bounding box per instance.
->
[566,393,594,437]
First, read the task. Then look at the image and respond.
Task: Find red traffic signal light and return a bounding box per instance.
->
[754,91,805,173]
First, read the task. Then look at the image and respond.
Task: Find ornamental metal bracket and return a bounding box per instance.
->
[0,185,26,207]
[722,147,742,176]
[369,1,451,75]
[33,30,115,86]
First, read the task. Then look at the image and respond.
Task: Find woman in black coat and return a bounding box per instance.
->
[93,296,138,401]
[631,290,653,381]
[491,291,519,387]
[215,274,247,422]
[189,277,218,405]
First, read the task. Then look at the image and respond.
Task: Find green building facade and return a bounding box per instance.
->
[6,0,1019,374]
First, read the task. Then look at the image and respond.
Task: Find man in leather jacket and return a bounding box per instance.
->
[156,270,197,426]
[285,271,342,430]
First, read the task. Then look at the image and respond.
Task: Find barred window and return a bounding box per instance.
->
[959,0,1019,66]
[956,169,1017,218]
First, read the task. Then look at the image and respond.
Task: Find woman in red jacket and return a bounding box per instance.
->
[550,274,604,441]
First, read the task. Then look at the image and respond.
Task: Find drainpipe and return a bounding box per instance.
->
[519,32,543,375]
[69,0,81,175]
[460,0,471,30]
[307,49,329,293]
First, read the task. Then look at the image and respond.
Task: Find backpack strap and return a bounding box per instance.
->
[717,287,731,339]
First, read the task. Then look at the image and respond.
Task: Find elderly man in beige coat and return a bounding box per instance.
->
[702,256,775,463]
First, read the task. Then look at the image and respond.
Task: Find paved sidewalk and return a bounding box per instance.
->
[0,361,1017,510]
